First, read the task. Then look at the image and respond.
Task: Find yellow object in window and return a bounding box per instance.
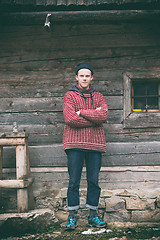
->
[132,109,142,112]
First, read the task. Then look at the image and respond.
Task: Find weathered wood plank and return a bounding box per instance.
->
[1,47,160,71]
[3,167,160,193]
[104,124,160,142]
[0,22,160,71]
[1,124,160,146]
[1,11,160,26]
[1,38,159,57]
[16,145,28,179]
[16,145,28,212]
[0,138,25,146]
[1,0,157,6]
[1,55,160,71]
[0,96,122,113]
[0,146,2,179]
[0,178,33,188]
[4,166,160,173]
[2,142,160,168]
[0,109,122,125]
[0,21,159,46]
[124,112,160,128]
[29,169,160,192]
[0,112,64,125]
[0,98,63,113]
[0,70,158,101]
[0,70,123,97]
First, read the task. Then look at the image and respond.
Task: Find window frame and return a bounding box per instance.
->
[123,71,160,129]
[131,80,160,112]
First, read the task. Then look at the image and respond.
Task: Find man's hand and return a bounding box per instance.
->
[76,110,81,116]
[76,108,101,115]
[96,107,101,110]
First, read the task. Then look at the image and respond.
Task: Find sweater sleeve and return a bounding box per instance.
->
[80,94,108,124]
[63,92,96,128]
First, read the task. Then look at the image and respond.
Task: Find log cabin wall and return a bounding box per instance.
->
[0,8,160,211]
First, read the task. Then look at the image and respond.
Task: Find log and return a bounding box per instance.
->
[0,138,25,146]
[2,141,160,168]
[0,10,160,26]
[0,96,122,113]
[0,110,122,125]
[0,178,34,188]
[16,145,28,212]
[26,138,34,210]
[124,112,160,128]
[0,146,2,179]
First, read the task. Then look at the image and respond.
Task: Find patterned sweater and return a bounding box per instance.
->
[63,85,108,152]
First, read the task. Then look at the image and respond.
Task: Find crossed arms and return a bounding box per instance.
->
[63,92,108,128]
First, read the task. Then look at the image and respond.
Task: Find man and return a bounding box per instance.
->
[63,63,108,231]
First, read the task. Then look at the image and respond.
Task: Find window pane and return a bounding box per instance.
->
[147,82,158,96]
[132,81,160,111]
[133,83,146,96]
[147,97,158,109]
[147,83,158,96]
[134,97,146,109]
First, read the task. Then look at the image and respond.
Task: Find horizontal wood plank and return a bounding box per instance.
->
[1,11,160,25]
[0,178,33,188]
[0,96,122,113]
[29,169,160,191]
[0,22,160,71]
[0,138,25,146]
[0,109,122,125]
[2,142,160,168]
[3,166,160,192]
[124,112,160,128]
[0,70,123,97]
[1,124,160,145]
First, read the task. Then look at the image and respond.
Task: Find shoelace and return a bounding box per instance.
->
[67,217,76,225]
[92,216,104,224]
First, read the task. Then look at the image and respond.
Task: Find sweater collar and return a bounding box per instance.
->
[70,85,95,105]
[77,85,92,93]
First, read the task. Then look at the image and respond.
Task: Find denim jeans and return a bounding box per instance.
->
[66,149,102,210]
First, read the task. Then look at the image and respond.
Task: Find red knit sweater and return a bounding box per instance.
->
[63,85,108,152]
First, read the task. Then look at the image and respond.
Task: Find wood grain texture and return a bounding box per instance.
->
[0,19,160,170]
[0,0,158,6]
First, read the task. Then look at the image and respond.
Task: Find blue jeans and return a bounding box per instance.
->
[66,149,102,210]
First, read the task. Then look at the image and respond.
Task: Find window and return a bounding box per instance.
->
[132,81,160,112]
[123,72,160,129]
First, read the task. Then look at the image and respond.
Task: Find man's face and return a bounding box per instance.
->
[76,69,93,90]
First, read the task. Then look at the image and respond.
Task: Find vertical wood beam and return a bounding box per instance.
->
[0,146,3,179]
[123,73,132,119]
[0,146,2,210]
[26,138,34,210]
[16,144,28,213]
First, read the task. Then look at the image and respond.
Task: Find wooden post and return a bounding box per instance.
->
[26,138,34,210]
[0,146,2,203]
[0,146,2,179]
[16,144,28,213]
[0,133,34,213]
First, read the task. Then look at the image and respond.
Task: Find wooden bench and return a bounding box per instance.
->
[0,132,34,213]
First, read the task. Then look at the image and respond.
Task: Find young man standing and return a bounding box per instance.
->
[63,63,108,230]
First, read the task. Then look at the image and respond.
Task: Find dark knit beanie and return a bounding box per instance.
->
[75,63,94,75]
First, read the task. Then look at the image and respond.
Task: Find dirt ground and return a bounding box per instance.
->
[1,224,160,240]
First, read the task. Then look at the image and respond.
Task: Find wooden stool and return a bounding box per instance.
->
[0,132,34,213]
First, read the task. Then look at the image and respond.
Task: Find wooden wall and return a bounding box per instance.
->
[0,15,160,192]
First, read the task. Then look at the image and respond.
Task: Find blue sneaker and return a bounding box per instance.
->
[65,215,77,231]
[88,214,107,228]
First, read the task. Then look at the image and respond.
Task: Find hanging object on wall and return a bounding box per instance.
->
[44,13,52,31]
